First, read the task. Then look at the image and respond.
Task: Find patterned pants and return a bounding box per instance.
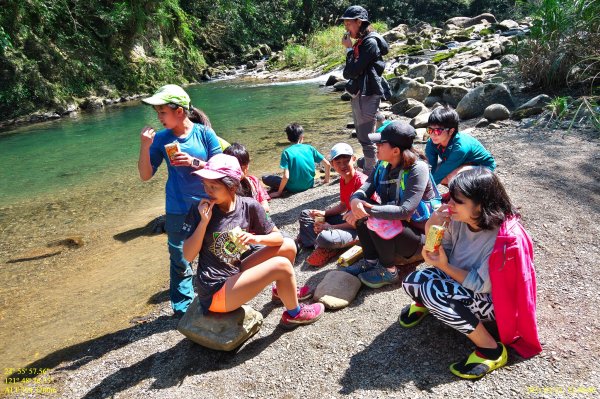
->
[402,268,495,335]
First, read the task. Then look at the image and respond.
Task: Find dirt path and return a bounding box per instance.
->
[6,122,600,398]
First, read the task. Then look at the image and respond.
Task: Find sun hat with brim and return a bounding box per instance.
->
[142,84,191,109]
[330,143,354,160]
[368,121,416,150]
[193,154,243,181]
[339,5,369,22]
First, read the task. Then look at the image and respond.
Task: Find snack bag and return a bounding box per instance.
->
[337,245,363,267]
[228,226,250,253]
[424,224,446,252]
[165,141,180,164]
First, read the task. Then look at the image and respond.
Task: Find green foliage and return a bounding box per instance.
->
[536,95,600,133]
[516,0,600,93]
[282,44,317,69]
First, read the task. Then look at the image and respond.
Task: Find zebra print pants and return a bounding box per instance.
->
[402,268,495,335]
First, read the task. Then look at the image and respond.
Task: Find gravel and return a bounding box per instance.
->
[11,122,600,398]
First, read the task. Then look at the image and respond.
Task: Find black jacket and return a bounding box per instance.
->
[343,32,390,98]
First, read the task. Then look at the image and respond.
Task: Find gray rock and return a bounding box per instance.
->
[446,13,498,28]
[410,111,432,128]
[459,66,483,75]
[340,92,352,101]
[382,30,406,42]
[483,104,510,121]
[80,97,104,110]
[177,300,263,351]
[456,83,514,120]
[415,127,428,141]
[512,94,552,119]
[391,98,426,116]
[423,96,442,108]
[314,271,361,310]
[407,63,438,82]
[488,123,501,129]
[429,85,469,108]
[405,105,428,118]
[479,60,502,71]
[389,77,432,103]
[475,118,490,128]
[246,60,257,69]
[325,74,344,86]
[500,54,519,66]
[333,81,348,92]
[499,19,520,30]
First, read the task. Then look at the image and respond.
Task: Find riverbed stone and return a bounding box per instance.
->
[446,13,498,29]
[410,111,432,128]
[405,105,428,118]
[429,85,469,106]
[325,74,344,86]
[456,83,514,120]
[340,92,352,101]
[314,271,361,310]
[476,118,490,128]
[499,19,520,30]
[511,96,552,120]
[389,77,432,103]
[500,54,519,66]
[333,81,348,92]
[484,104,510,121]
[178,300,263,351]
[80,97,104,110]
[407,64,438,82]
[391,98,425,116]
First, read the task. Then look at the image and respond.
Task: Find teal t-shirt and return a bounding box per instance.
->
[279,143,324,193]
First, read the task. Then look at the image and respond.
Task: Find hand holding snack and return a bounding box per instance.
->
[342,31,352,48]
[313,221,330,234]
[422,244,449,269]
[429,204,451,226]
[308,209,325,219]
[164,141,180,164]
[140,126,156,146]
[229,227,253,252]
[170,151,194,167]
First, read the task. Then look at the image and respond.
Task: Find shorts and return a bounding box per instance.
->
[208,284,227,313]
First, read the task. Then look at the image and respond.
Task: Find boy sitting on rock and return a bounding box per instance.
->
[262,123,330,198]
[298,143,367,267]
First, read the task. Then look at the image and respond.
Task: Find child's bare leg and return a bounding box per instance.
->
[240,237,296,271]
[222,256,298,311]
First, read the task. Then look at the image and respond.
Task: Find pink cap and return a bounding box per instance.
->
[193,154,243,181]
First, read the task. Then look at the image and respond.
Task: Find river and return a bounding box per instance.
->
[0,78,353,377]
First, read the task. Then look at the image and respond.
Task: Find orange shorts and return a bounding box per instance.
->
[208,284,227,313]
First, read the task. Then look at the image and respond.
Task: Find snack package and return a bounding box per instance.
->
[424,224,446,252]
[164,141,180,164]
[314,216,325,223]
[337,245,363,267]
[228,226,250,253]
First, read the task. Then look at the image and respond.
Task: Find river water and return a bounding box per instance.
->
[0,79,352,376]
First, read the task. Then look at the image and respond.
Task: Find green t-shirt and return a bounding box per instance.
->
[280,143,324,192]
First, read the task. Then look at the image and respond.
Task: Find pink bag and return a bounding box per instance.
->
[366,217,404,239]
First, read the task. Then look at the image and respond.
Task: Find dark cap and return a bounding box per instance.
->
[368,121,416,150]
[339,5,369,22]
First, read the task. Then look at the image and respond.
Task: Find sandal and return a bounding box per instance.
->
[398,302,429,328]
[449,343,508,379]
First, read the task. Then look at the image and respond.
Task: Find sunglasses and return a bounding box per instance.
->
[427,127,451,136]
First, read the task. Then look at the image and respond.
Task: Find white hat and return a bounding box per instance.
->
[330,143,354,160]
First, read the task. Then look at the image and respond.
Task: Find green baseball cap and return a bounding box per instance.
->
[142,84,191,109]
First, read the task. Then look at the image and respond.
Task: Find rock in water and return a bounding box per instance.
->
[314,271,362,309]
[178,299,263,351]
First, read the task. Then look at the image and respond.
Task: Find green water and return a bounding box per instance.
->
[0,79,351,205]
[0,78,354,376]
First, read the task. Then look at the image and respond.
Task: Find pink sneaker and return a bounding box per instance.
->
[280,303,325,329]
[271,284,313,302]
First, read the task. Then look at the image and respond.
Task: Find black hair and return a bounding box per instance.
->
[449,167,518,230]
[428,105,459,133]
[219,176,241,199]
[167,103,212,128]
[223,143,253,198]
[285,123,304,143]
[358,21,373,39]
[223,143,250,167]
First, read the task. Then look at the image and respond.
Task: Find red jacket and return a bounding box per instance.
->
[489,217,542,358]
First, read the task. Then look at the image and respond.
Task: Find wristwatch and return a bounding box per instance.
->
[192,158,201,168]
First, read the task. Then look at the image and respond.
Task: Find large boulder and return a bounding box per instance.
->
[483,104,510,121]
[428,85,470,108]
[325,74,344,86]
[511,94,552,120]
[456,83,514,120]
[407,63,438,82]
[405,104,428,118]
[389,77,432,104]
[446,13,498,28]
[314,271,362,310]
[177,300,263,351]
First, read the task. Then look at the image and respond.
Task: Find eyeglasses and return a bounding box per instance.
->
[427,127,450,136]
